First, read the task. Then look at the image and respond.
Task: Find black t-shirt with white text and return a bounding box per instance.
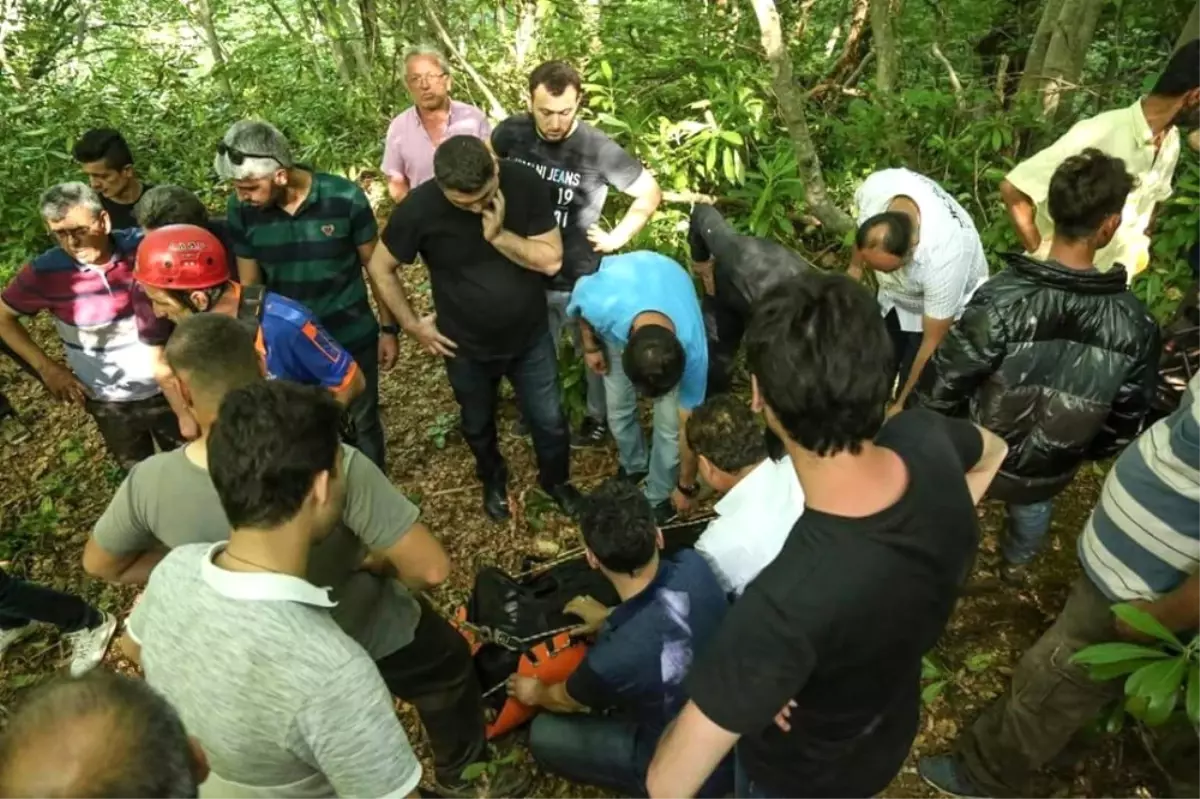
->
[492,115,644,290]
[686,409,983,797]
[381,160,555,360]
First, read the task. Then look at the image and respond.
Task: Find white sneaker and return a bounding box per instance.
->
[64,612,118,677]
[0,624,36,658]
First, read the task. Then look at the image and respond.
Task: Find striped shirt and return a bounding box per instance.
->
[1079,376,1200,601]
[227,171,379,354]
[1,230,167,402]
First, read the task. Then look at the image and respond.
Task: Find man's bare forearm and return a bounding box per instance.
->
[363,269,397,327]
[1146,572,1200,632]
[114,549,168,585]
[965,425,1008,505]
[492,230,562,275]
[1000,180,1040,253]
[366,251,422,332]
[609,188,661,246]
[678,409,698,486]
[0,315,53,374]
[579,319,600,351]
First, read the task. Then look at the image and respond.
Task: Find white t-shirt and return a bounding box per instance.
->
[695,456,805,596]
[855,168,989,332]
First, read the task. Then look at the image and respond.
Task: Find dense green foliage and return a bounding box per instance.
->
[0,0,1196,316]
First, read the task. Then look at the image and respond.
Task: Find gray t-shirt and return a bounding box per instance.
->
[129,542,422,798]
[95,444,421,659]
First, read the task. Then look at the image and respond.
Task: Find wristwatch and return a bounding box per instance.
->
[380,324,401,336]
[676,482,698,497]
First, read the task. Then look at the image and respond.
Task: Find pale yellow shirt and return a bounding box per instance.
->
[1006,99,1180,276]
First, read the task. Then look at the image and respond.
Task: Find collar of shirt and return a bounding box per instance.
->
[605,557,677,630]
[713,455,804,520]
[199,542,338,608]
[1130,98,1156,148]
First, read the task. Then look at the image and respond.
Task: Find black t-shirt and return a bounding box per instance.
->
[101,182,153,231]
[688,204,812,318]
[492,115,644,290]
[382,160,554,360]
[686,409,983,797]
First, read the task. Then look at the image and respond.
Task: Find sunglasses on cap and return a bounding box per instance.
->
[216,141,282,167]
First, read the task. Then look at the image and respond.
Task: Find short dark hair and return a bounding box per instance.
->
[208,381,342,529]
[1047,148,1135,240]
[855,211,913,256]
[0,671,197,798]
[72,129,134,170]
[622,325,685,398]
[135,185,209,230]
[745,272,891,456]
[579,478,657,575]
[687,394,767,473]
[528,60,582,96]
[433,135,496,193]
[165,313,261,404]
[1152,39,1200,97]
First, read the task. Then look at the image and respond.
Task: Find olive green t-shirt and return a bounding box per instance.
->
[94,443,421,659]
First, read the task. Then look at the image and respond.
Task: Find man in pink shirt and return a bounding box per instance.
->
[381,46,491,204]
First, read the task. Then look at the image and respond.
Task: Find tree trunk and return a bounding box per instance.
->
[870,0,899,94]
[181,0,232,97]
[513,0,537,70]
[1177,2,1199,52]
[359,0,379,58]
[1018,0,1067,95]
[1036,0,1105,117]
[748,0,854,235]
[420,0,507,119]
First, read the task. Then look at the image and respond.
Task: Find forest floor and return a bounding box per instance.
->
[0,267,1172,798]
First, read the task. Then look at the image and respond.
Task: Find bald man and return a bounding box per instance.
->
[0,670,207,798]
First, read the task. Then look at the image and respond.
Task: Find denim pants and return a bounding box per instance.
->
[546,290,606,422]
[1003,500,1055,565]
[346,342,386,470]
[530,713,648,796]
[374,598,487,785]
[602,339,681,504]
[0,568,101,633]
[443,331,570,490]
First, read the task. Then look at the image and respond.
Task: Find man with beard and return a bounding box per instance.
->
[215,120,395,469]
[382,46,491,204]
[1001,39,1199,281]
[493,60,661,447]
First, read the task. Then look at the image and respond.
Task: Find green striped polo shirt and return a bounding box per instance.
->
[227,171,379,353]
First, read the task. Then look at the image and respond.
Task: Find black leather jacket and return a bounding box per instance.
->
[917,254,1161,504]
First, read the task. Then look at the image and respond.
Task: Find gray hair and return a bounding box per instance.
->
[213,120,293,181]
[403,44,451,76]
[135,185,210,230]
[0,671,198,798]
[39,182,103,223]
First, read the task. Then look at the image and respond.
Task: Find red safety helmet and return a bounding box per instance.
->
[135,224,230,290]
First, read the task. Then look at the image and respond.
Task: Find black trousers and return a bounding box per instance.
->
[442,331,570,491]
[703,292,746,398]
[0,567,101,632]
[884,308,922,399]
[374,598,487,784]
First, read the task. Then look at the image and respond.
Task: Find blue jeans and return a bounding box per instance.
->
[602,339,681,504]
[1003,500,1055,565]
[546,290,606,422]
[735,752,772,798]
[346,342,386,470]
[443,332,570,490]
[530,713,647,796]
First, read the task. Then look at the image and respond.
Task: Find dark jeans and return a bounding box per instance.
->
[530,714,648,796]
[374,598,487,785]
[956,575,1123,796]
[0,567,101,633]
[884,308,922,398]
[346,342,386,470]
[85,393,185,470]
[735,752,772,799]
[443,331,570,491]
[703,291,747,398]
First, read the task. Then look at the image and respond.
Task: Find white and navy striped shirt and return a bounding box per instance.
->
[1078,376,1200,601]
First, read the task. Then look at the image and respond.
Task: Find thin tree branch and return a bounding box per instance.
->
[419,0,506,119]
[930,42,965,108]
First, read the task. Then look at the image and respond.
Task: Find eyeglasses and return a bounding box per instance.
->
[406,72,447,87]
[216,141,281,166]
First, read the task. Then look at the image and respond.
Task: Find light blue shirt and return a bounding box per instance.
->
[567,251,708,409]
